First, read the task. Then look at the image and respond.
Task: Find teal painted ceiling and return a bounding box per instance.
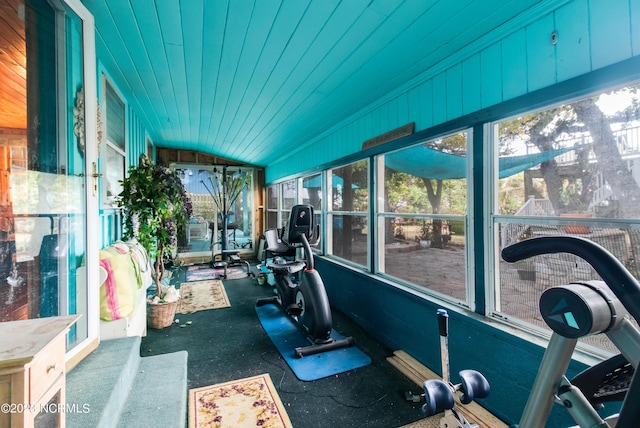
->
[84,0,548,167]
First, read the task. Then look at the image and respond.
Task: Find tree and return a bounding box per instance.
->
[421,134,467,248]
[499,87,640,218]
[573,96,640,218]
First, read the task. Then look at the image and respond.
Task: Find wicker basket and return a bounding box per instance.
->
[147,300,179,329]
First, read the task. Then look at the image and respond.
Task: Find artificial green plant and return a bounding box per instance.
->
[117,154,192,300]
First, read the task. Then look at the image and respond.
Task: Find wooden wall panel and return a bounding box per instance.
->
[555,1,591,81]
[418,80,434,131]
[266,0,640,183]
[590,0,632,70]
[632,0,640,56]
[501,29,528,101]
[480,43,503,109]
[462,53,482,115]
[446,64,463,120]
[526,13,557,92]
[432,72,447,125]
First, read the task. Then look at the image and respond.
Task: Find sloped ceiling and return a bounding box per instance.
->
[83,0,548,167]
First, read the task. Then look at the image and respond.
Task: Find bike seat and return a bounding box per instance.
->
[267,260,305,275]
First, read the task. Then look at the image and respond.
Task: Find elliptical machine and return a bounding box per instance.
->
[256,204,355,357]
[502,236,640,427]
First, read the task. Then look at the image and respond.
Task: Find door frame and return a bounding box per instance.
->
[64,0,100,368]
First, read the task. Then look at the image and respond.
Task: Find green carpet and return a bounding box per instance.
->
[141,261,428,427]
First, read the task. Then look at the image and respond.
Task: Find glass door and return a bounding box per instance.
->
[174,165,255,258]
[0,0,97,356]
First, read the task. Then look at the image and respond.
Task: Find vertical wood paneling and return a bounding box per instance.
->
[632,0,640,55]
[197,0,228,148]
[526,13,557,92]
[262,0,640,183]
[480,43,502,109]
[126,107,147,167]
[127,1,172,140]
[407,86,421,127]
[215,0,280,153]
[462,53,482,115]
[446,64,463,120]
[155,1,188,142]
[397,92,409,127]
[501,28,528,100]
[101,0,164,137]
[432,72,447,125]
[555,0,591,81]
[207,0,253,151]
[385,102,395,133]
[590,0,632,70]
[181,1,204,144]
[418,79,434,131]
[360,116,370,147]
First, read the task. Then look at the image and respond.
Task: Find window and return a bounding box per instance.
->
[302,173,323,236]
[176,165,255,254]
[103,80,125,207]
[377,132,470,303]
[280,179,297,227]
[327,160,369,267]
[266,185,279,230]
[492,83,640,354]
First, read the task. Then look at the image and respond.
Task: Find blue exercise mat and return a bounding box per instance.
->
[255,303,372,381]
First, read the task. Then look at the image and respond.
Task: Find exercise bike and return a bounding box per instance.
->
[256,204,355,357]
[502,236,640,427]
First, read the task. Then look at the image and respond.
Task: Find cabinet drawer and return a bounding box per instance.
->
[29,337,65,403]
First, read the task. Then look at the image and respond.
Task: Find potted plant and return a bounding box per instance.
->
[417,220,432,248]
[117,154,192,328]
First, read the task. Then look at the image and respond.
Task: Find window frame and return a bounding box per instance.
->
[102,77,126,208]
[486,84,640,357]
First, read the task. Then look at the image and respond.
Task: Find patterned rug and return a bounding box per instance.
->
[186,264,250,281]
[188,373,292,428]
[178,280,230,314]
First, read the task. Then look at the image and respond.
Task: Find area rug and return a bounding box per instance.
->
[186,264,250,281]
[255,302,372,381]
[188,373,293,428]
[178,280,230,314]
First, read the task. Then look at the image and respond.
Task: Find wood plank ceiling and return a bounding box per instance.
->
[0,0,26,131]
[87,1,550,166]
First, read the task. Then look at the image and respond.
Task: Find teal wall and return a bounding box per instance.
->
[89,0,638,423]
[96,64,150,249]
[263,0,640,425]
[266,0,640,183]
[317,257,591,425]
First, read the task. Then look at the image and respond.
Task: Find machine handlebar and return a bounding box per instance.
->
[503,235,640,426]
[502,236,640,323]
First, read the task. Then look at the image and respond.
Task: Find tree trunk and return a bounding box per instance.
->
[538,159,563,214]
[154,242,165,298]
[422,178,445,248]
[573,98,640,218]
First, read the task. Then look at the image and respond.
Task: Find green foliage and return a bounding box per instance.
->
[419,220,432,240]
[117,155,192,296]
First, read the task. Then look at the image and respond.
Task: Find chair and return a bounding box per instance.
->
[263,228,296,261]
[187,217,209,243]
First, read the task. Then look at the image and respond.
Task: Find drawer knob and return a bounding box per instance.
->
[46,363,57,373]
